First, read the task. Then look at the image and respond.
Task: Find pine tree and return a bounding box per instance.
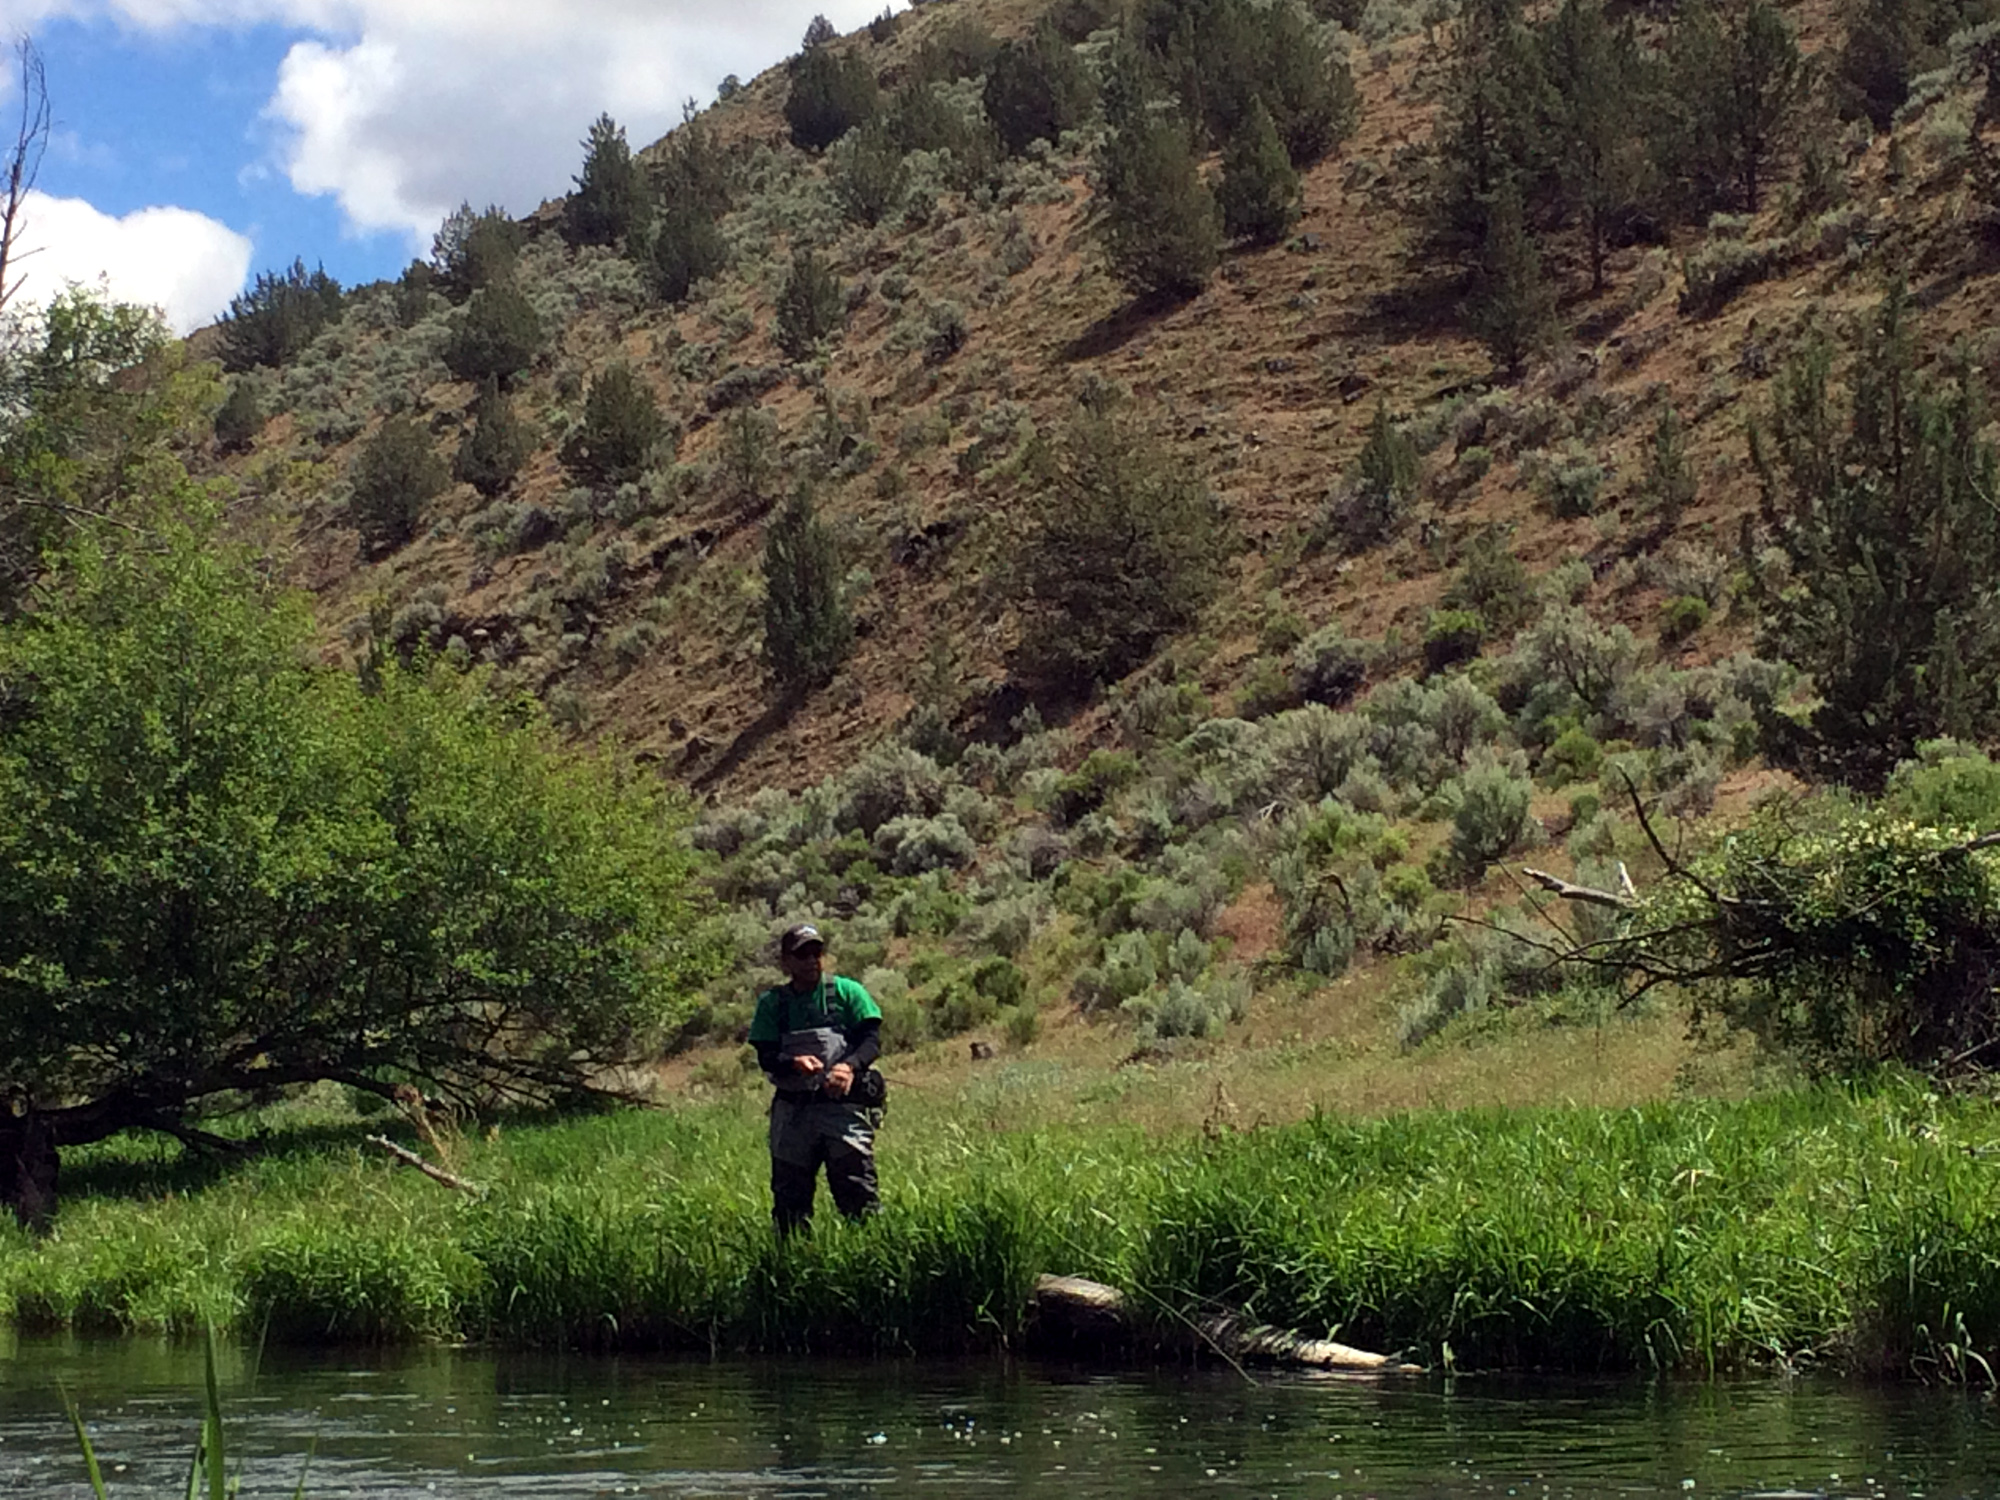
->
[1217,97,1301,246]
[564,113,645,248]
[1657,0,1809,215]
[762,482,853,692]
[1466,187,1557,376]
[443,284,543,386]
[1096,95,1221,301]
[430,203,523,302]
[982,25,1097,156]
[453,379,532,498]
[1752,285,2000,789]
[561,363,669,486]
[774,249,845,361]
[350,417,447,555]
[1542,0,1647,293]
[785,45,880,151]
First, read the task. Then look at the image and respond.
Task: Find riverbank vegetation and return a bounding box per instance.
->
[5,1075,2000,1378]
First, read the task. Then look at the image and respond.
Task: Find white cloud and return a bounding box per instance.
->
[0,0,898,244]
[12,190,253,331]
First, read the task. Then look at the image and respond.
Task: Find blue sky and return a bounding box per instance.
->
[0,0,893,331]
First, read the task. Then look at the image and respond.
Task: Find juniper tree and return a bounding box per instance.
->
[1656,0,1810,216]
[785,45,880,151]
[645,202,728,304]
[802,12,839,49]
[1751,285,2000,790]
[1255,0,1359,167]
[564,113,645,248]
[561,363,669,486]
[1467,187,1557,376]
[762,482,852,692]
[775,249,846,360]
[1838,0,1996,128]
[1095,79,1221,300]
[832,120,908,226]
[431,203,523,302]
[350,416,447,555]
[1425,0,1554,268]
[982,25,1097,155]
[219,259,344,372]
[453,378,531,498]
[443,283,542,386]
[1217,96,1302,245]
[1542,0,1647,293]
[212,380,264,454]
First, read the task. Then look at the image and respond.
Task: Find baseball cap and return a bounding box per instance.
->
[779,923,825,955]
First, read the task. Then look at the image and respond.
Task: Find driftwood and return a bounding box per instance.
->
[1030,1274,1422,1374]
[365,1134,485,1196]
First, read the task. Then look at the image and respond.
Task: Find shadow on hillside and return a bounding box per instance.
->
[1061,292,1191,362]
[690,696,798,792]
[1339,273,1467,343]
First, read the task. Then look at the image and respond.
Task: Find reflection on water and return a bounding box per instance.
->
[4,1330,2000,1498]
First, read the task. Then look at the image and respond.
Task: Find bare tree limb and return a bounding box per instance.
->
[1520,868,1637,910]
[365,1134,485,1196]
[0,37,49,317]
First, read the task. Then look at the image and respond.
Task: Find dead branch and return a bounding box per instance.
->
[365,1134,485,1196]
[1520,868,1636,910]
[0,37,48,317]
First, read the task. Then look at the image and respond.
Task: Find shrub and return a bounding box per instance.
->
[564,113,645,248]
[350,417,447,555]
[1009,407,1230,693]
[1095,90,1221,301]
[219,259,343,371]
[453,379,532,498]
[774,250,846,361]
[1446,754,1534,881]
[1660,594,1711,644]
[763,484,852,692]
[561,363,670,486]
[1442,527,1535,634]
[1331,399,1419,549]
[1885,742,2000,829]
[213,380,264,452]
[1540,725,1603,787]
[1679,236,1783,317]
[431,203,523,302]
[443,284,542,386]
[1541,443,1605,519]
[832,122,908,226]
[785,45,880,151]
[1217,96,1302,245]
[1423,609,1486,675]
[836,746,948,836]
[873,813,976,875]
[1290,625,1369,707]
[982,26,1096,156]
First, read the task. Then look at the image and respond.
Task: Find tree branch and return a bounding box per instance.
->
[365,1134,485,1196]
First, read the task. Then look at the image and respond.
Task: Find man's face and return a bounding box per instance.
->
[782,945,825,987]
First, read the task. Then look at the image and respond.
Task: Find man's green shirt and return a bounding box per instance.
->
[749,974,882,1042]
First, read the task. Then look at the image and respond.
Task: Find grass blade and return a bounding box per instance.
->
[62,1385,111,1499]
[201,1326,227,1500]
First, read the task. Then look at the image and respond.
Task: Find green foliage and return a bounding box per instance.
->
[1660,594,1711,644]
[431,203,524,302]
[1291,624,1369,707]
[1134,0,1354,163]
[762,483,853,692]
[644,202,729,304]
[1442,527,1535,634]
[1094,93,1221,301]
[785,44,881,151]
[1838,0,1996,128]
[565,112,646,248]
[1655,0,1810,214]
[350,416,447,554]
[1424,609,1487,675]
[1751,286,2000,790]
[1010,407,1230,692]
[212,380,264,454]
[1447,753,1534,880]
[1886,742,2000,830]
[1641,407,1697,533]
[219,258,344,372]
[1541,725,1603,786]
[1540,442,1605,518]
[831,120,908,227]
[453,379,532,498]
[1334,398,1420,548]
[803,12,839,49]
[1541,0,1648,291]
[1216,96,1301,246]
[775,250,846,361]
[1425,3,1555,268]
[982,26,1097,156]
[562,362,670,486]
[443,283,543,386]
[1467,187,1557,375]
[0,519,716,1174]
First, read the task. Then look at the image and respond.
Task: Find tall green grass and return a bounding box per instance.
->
[8,1080,2000,1375]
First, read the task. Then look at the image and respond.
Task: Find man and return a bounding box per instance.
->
[748,923,885,1233]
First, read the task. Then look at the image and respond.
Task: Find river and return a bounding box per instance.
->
[5,1334,2000,1497]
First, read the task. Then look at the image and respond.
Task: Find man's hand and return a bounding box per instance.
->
[792,1055,825,1076]
[824,1061,854,1097]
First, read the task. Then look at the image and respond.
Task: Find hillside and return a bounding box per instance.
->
[184,0,2000,1100]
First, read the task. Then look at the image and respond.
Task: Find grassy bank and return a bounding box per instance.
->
[5,1076,2000,1377]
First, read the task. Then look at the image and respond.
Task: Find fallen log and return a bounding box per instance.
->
[1030,1273,1423,1374]
[365,1134,485,1196]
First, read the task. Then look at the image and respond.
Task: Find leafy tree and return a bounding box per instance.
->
[212,379,264,454]
[431,203,524,302]
[982,26,1097,156]
[775,249,846,361]
[561,362,670,486]
[1217,96,1302,245]
[785,45,880,151]
[1010,406,1230,693]
[564,112,645,248]
[762,481,853,692]
[1751,285,2000,790]
[1467,186,1557,376]
[1656,0,1810,215]
[1542,0,1647,293]
[350,415,447,554]
[453,378,532,497]
[218,259,343,372]
[0,515,715,1221]
[832,120,908,226]
[1095,95,1221,301]
[443,283,543,386]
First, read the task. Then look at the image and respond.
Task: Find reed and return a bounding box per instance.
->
[9,1079,2000,1375]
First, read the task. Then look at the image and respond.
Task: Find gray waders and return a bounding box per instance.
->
[769,1094,881,1232]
